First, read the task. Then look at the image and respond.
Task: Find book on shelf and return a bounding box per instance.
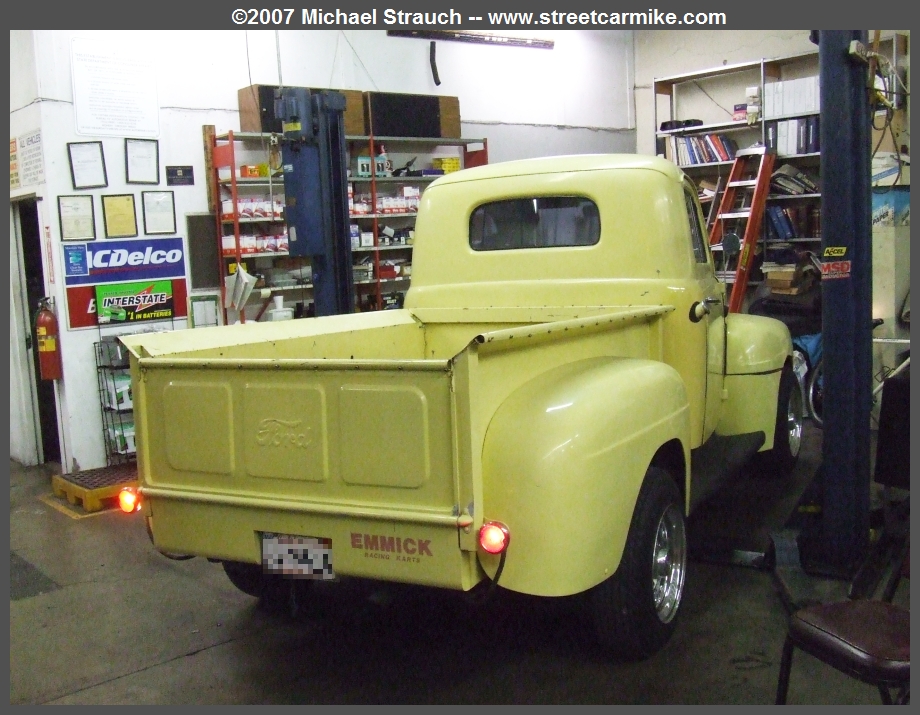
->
[697,178,718,202]
[709,134,730,162]
[699,136,717,163]
[703,135,722,163]
[781,207,799,238]
[771,164,819,194]
[806,115,820,153]
[766,205,795,240]
[687,137,703,164]
[719,135,738,159]
[691,136,706,163]
[673,133,740,166]
[765,121,778,152]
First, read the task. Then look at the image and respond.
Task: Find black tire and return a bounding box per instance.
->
[589,466,687,661]
[222,560,269,598]
[753,363,804,477]
[222,560,313,615]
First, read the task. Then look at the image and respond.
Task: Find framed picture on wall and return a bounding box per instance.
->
[67,141,108,190]
[101,193,138,238]
[57,195,96,241]
[141,190,176,234]
[125,137,160,184]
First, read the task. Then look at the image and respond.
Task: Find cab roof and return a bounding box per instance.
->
[430,153,686,186]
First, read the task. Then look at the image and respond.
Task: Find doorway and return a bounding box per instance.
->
[15,199,61,464]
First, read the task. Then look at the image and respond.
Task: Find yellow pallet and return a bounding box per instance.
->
[51,463,138,513]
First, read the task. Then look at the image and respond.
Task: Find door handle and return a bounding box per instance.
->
[690,296,722,322]
[25,334,32,351]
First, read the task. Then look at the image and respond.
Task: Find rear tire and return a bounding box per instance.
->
[221,561,306,613]
[589,466,687,661]
[222,560,268,598]
[753,363,803,477]
[807,359,824,429]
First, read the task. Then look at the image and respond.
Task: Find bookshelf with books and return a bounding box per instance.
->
[654,58,768,178]
[654,50,827,304]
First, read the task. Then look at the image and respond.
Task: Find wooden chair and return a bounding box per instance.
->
[775,543,909,704]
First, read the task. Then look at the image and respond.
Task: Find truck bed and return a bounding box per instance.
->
[122,304,672,590]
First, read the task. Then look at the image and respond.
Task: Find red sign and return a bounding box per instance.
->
[820,260,852,280]
[66,279,188,329]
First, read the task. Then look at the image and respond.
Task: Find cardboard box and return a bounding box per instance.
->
[872,186,910,228]
[238,84,365,135]
[103,373,133,411]
[364,92,461,138]
[107,421,136,455]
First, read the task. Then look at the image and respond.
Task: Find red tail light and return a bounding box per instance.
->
[119,487,141,513]
[479,521,510,554]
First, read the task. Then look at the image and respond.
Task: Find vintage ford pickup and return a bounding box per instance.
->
[121,154,802,660]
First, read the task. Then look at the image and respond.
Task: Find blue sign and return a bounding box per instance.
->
[63,237,187,286]
[166,166,194,186]
[63,245,89,278]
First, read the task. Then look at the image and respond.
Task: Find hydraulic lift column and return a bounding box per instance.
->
[806,30,874,573]
[275,88,354,316]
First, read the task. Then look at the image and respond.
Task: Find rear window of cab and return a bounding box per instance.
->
[470,196,600,251]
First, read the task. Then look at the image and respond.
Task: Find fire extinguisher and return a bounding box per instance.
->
[34,297,63,381]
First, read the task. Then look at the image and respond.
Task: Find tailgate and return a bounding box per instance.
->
[133,356,475,589]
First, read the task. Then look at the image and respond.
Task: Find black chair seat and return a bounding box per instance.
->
[789,600,910,683]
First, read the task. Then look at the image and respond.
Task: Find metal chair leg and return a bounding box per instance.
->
[776,635,795,704]
[878,684,893,705]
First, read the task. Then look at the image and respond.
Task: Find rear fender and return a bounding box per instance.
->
[479,357,690,597]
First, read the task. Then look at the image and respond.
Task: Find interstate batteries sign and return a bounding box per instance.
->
[95,280,175,324]
[63,237,186,286]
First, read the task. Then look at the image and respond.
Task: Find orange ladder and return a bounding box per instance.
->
[708,146,775,313]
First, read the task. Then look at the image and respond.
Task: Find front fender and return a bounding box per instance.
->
[479,357,690,597]
[717,314,792,441]
[725,313,792,375]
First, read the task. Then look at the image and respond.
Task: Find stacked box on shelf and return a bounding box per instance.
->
[102,372,133,412]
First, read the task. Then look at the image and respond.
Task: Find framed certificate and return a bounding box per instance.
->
[58,195,96,241]
[101,194,138,238]
[67,141,108,190]
[142,190,176,235]
[125,137,160,184]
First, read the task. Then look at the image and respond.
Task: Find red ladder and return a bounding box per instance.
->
[708,146,775,313]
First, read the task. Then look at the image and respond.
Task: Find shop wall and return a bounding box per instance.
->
[10,28,43,465]
[11,29,637,472]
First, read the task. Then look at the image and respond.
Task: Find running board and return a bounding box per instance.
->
[689,431,765,513]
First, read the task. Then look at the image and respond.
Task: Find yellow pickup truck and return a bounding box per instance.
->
[121,154,801,660]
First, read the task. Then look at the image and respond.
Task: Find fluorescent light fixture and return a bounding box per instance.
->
[388,30,554,49]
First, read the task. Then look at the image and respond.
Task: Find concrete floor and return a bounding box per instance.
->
[10,423,908,705]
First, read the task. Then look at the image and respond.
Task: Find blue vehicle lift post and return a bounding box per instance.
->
[275,87,354,316]
[801,30,874,575]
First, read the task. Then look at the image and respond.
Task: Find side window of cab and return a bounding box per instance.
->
[683,188,710,264]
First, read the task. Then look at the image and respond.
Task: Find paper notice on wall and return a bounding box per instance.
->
[71,37,159,137]
[10,138,19,189]
[18,130,44,186]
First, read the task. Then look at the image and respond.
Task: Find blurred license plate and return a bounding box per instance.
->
[261,533,334,580]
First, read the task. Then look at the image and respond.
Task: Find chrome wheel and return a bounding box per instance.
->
[652,503,686,624]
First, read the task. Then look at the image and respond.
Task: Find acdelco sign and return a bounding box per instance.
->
[63,237,186,286]
[88,246,182,268]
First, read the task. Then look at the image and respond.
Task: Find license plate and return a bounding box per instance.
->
[261,533,334,580]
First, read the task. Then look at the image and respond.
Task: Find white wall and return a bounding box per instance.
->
[9,29,637,472]
[10,29,38,112]
[10,29,43,465]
